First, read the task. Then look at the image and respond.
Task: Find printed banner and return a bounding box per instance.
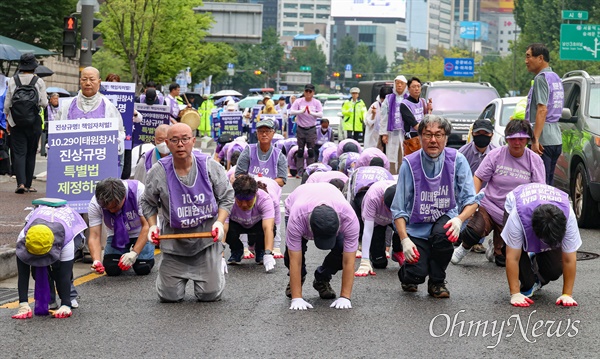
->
[101,82,136,150]
[219,111,244,138]
[47,118,119,213]
[133,104,171,146]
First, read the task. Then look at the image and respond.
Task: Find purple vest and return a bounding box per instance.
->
[513,184,570,252]
[145,148,159,171]
[526,71,564,124]
[102,180,142,249]
[305,163,331,177]
[402,97,426,134]
[353,166,394,196]
[407,149,457,223]
[46,105,59,122]
[160,152,218,229]
[22,205,87,249]
[316,126,332,145]
[248,144,281,179]
[386,92,404,131]
[167,96,180,118]
[340,152,361,175]
[67,98,106,119]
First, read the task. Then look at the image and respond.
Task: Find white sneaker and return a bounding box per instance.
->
[71,299,79,309]
[451,245,470,265]
[485,237,494,262]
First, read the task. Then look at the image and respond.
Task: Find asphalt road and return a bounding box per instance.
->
[1,169,600,357]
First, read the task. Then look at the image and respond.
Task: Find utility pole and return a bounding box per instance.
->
[79,0,98,70]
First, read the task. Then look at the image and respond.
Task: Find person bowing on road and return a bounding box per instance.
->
[88,178,155,277]
[284,182,359,310]
[142,123,234,303]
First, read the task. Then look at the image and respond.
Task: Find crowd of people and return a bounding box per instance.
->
[5,42,582,319]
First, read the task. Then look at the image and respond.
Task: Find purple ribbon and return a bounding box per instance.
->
[34,266,50,316]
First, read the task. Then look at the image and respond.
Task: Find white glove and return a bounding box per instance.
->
[212,221,225,242]
[148,225,159,244]
[263,254,275,272]
[221,257,228,274]
[443,217,463,242]
[91,260,105,274]
[330,297,352,309]
[117,131,125,156]
[289,298,313,310]
[12,303,32,319]
[556,294,578,307]
[354,259,374,277]
[510,293,534,307]
[118,251,138,270]
[53,305,72,318]
[401,237,420,264]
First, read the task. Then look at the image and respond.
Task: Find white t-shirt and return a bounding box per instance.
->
[501,191,581,253]
[88,180,146,237]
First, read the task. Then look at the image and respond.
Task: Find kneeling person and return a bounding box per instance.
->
[503,183,581,307]
[88,178,154,276]
[226,174,276,272]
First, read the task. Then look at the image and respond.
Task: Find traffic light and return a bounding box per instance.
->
[355,73,362,79]
[92,18,102,54]
[62,16,78,58]
[254,70,262,75]
[333,72,340,77]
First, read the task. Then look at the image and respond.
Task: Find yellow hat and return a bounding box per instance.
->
[25,224,54,256]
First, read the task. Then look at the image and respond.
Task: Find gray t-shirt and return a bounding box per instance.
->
[141,156,234,256]
[235,145,288,182]
[529,67,562,146]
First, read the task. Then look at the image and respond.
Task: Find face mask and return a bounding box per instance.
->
[156,141,170,155]
[473,134,492,148]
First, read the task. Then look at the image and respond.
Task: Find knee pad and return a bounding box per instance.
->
[371,256,388,269]
[133,259,155,276]
[103,254,122,276]
[307,148,315,158]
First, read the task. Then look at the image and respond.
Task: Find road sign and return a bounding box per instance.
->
[345,64,352,71]
[227,63,234,69]
[344,70,352,78]
[562,10,588,21]
[300,66,311,71]
[443,58,474,77]
[560,24,600,61]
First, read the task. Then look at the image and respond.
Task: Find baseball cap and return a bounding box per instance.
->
[256,119,275,129]
[394,75,408,83]
[472,119,494,134]
[309,205,339,250]
[304,84,315,91]
[350,87,360,94]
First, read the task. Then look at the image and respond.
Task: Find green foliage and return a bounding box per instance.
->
[92,48,131,79]
[332,36,356,72]
[288,41,327,84]
[0,0,78,50]
[331,35,389,80]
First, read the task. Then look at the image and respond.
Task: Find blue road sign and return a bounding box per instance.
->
[345,64,352,71]
[227,63,234,69]
[443,58,474,77]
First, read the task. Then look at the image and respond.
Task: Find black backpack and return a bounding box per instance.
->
[10,75,40,127]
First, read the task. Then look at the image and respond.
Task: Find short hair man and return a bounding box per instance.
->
[379,75,408,174]
[133,124,170,183]
[88,178,154,276]
[525,43,564,185]
[502,183,581,307]
[289,84,323,176]
[166,83,181,124]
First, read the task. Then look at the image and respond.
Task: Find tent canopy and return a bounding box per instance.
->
[0,36,56,56]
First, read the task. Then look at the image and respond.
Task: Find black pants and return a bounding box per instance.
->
[398,215,454,285]
[519,248,563,290]
[540,144,562,185]
[295,126,316,175]
[17,257,73,307]
[351,189,368,244]
[10,125,41,188]
[226,220,270,252]
[346,130,361,141]
[371,224,402,268]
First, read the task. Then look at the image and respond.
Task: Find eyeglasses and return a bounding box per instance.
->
[168,137,192,145]
[422,133,446,140]
[304,89,314,93]
[257,129,273,134]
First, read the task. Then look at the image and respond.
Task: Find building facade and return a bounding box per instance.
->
[278,0,332,38]
[406,0,453,55]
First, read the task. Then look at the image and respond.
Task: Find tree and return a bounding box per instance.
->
[0,0,77,50]
[289,41,327,85]
[332,35,356,72]
[98,0,220,87]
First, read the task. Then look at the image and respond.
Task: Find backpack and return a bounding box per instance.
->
[10,75,40,127]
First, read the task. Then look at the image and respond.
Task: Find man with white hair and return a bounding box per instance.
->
[379,75,408,174]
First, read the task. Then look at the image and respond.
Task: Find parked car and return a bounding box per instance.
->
[420,81,500,148]
[553,70,600,228]
[323,99,345,109]
[473,96,526,147]
[321,107,344,141]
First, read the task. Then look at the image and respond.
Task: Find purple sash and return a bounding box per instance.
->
[407,149,457,223]
[67,98,106,119]
[102,180,142,249]
[525,71,564,124]
[386,93,404,131]
[402,98,426,135]
[248,144,281,179]
[145,148,158,171]
[160,152,218,228]
[513,183,570,252]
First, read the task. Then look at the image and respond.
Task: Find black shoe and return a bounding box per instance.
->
[495,254,506,267]
[82,253,93,264]
[428,281,450,298]
[401,283,418,292]
[312,279,336,299]
[285,276,305,299]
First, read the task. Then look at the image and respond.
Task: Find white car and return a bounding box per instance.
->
[471,96,526,147]
[321,107,344,141]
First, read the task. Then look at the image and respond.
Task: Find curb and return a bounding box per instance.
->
[0,246,17,281]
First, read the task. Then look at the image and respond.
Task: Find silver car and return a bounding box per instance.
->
[475,96,526,147]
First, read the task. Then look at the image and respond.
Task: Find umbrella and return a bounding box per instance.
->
[213,89,243,98]
[0,44,22,61]
[238,96,263,109]
[46,86,71,97]
[214,96,240,107]
[34,65,54,77]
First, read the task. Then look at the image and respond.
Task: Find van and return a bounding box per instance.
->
[357,80,394,106]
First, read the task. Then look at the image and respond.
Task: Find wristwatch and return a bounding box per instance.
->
[264,250,273,256]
